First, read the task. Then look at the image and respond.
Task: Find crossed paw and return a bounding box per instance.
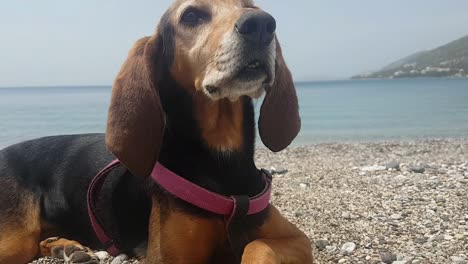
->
[40,237,99,264]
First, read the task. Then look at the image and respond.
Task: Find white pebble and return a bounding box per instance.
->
[451,256,466,264]
[340,242,356,255]
[95,251,110,260]
[111,254,129,264]
[391,213,403,220]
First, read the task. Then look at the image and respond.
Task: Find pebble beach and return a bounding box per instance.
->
[31,139,468,264]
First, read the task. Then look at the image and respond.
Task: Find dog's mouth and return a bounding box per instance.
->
[236,60,268,81]
[206,85,220,94]
[204,59,271,96]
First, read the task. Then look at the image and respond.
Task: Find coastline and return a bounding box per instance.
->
[30,138,468,263]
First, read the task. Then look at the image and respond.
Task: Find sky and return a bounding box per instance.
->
[1,0,468,87]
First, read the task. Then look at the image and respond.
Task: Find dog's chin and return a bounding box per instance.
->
[202,65,274,101]
[203,77,268,102]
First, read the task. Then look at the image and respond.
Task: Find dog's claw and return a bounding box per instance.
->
[44,236,60,244]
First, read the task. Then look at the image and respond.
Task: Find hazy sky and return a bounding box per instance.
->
[1,0,468,87]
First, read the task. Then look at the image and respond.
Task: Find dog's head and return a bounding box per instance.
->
[106,0,301,176]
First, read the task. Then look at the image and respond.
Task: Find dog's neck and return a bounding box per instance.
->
[156,77,263,197]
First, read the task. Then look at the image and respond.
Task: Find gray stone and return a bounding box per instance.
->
[428,235,445,242]
[415,237,427,244]
[314,239,329,251]
[441,214,451,221]
[386,161,400,170]
[380,251,397,264]
[409,166,425,173]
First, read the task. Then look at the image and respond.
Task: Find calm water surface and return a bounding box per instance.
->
[1,78,468,148]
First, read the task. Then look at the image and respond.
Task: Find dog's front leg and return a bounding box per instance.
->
[241,206,313,264]
[144,198,225,264]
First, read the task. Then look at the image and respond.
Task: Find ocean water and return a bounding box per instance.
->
[1,78,468,149]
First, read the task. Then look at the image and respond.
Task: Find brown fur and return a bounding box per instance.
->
[194,95,245,151]
[0,194,41,264]
[242,206,313,263]
[146,197,226,264]
[106,36,166,177]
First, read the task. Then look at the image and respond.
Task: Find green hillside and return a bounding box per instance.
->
[353,35,468,79]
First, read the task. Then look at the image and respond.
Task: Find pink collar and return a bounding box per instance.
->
[87,160,272,256]
[151,163,272,216]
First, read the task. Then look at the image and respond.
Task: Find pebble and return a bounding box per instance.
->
[340,242,356,255]
[444,235,454,240]
[391,213,403,220]
[451,256,467,264]
[269,167,288,175]
[314,239,329,250]
[338,259,347,264]
[361,165,387,172]
[325,245,337,252]
[386,161,400,170]
[415,237,427,244]
[341,211,351,219]
[380,251,397,263]
[95,251,110,260]
[111,254,129,264]
[428,234,445,242]
[409,166,425,173]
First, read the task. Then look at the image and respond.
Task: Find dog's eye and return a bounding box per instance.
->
[181,7,209,26]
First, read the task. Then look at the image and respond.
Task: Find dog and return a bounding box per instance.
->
[0,0,313,263]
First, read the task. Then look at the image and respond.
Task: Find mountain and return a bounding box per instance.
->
[353,35,468,79]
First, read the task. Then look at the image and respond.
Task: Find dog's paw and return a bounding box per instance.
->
[40,237,99,264]
[63,244,99,264]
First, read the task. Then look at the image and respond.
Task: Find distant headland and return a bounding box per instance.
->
[352,34,468,79]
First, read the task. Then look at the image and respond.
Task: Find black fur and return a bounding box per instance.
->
[0,13,268,263]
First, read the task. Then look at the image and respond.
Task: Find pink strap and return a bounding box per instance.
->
[151,164,272,215]
[87,160,122,256]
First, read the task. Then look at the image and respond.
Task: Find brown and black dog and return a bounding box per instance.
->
[0,0,313,263]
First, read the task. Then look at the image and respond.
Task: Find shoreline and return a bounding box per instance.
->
[29,139,468,264]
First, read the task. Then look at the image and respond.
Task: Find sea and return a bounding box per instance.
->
[1,78,468,149]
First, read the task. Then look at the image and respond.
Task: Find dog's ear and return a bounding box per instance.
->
[106,36,166,177]
[258,39,301,152]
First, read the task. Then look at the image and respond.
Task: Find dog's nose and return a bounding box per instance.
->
[236,10,276,47]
